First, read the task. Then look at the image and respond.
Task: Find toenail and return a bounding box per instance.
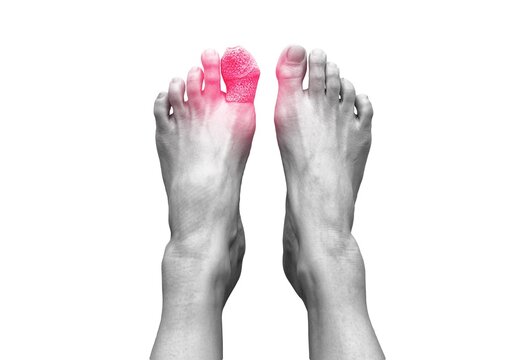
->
[287,46,306,63]
[311,49,326,60]
[204,48,217,57]
[189,67,202,76]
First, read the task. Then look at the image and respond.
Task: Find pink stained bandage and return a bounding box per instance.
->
[221,46,260,103]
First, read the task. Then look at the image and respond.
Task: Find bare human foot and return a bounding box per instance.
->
[275,45,384,359]
[151,47,259,360]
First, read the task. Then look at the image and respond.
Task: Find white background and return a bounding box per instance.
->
[1,0,530,359]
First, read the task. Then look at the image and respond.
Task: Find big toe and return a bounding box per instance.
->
[276,45,307,92]
[221,46,260,103]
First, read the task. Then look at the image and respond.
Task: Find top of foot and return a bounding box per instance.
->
[153,46,259,250]
[274,45,373,224]
[274,44,374,297]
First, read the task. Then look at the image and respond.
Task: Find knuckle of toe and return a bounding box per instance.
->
[342,81,354,91]
[311,73,325,82]
[358,94,370,103]
[326,63,339,74]
[155,93,167,103]
[310,49,326,59]
[188,67,202,78]
[328,78,340,87]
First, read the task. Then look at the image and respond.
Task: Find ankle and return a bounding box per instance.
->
[298,256,367,308]
[287,227,367,307]
[285,193,355,237]
[307,304,384,360]
[167,193,241,237]
[161,256,230,310]
[153,298,224,360]
[161,231,235,297]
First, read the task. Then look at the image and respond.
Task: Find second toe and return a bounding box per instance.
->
[201,49,221,97]
[308,49,327,97]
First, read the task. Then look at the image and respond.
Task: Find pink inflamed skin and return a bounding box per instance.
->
[221,47,260,103]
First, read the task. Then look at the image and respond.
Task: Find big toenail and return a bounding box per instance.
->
[287,46,306,63]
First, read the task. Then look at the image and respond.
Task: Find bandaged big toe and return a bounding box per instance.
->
[221,46,260,103]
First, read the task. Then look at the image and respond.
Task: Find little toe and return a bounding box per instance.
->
[168,77,185,113]
[186,67,204,102]
[340,78,356,113]
[325,62,340,101]
[308,49,327,96]
[201,49,221,97]
[154,92,171,128]
[276,45,307,93]
[355,94,373,129]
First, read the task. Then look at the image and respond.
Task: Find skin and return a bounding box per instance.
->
[275,45,384,360]
[151,49,253,360]
[151,45,384,360]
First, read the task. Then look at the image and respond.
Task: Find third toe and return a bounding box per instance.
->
[186,67,204,102]
[326,62,341,101]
